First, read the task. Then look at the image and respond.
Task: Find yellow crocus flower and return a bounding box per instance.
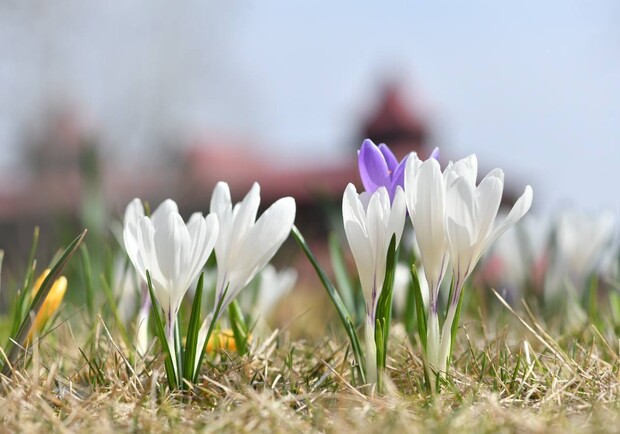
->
[27,269,67,342]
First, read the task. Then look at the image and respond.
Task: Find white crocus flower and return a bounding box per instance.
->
[555,210,616,283]
[342,183,406,384]
[545,210,616,318]
[210,182,296,319]
[404,155,450,368]
[437,155,532,370]
[122,198,162,356]
[123,198,219,372]
[254,265,298,319]
[483,214,549,301]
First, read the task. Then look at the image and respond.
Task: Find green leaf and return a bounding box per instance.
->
[374,236,397,377]
[1,229,87,378]
[192,283,229,383]
[146,271,178,389]
[410,265,427,350]
[292,225,366,384]
[228,300,249,355]
[183,273,204,383]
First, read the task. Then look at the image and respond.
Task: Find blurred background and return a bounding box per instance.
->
[0,1,618,276]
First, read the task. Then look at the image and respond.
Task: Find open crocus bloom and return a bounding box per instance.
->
[358,139,410,201]
[342,183,406,383]
[444,155,533,296]
[123,198,219,368]
[210,182,296,320]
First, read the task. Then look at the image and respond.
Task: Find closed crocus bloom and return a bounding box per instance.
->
[404,154,450,368]
[405,155,449,309]
[123,198,219,368]
[342,183,406,383]
[358,139,412,201]
[27,269,68,342]
[210,182,296,319]
[121,199,158,356]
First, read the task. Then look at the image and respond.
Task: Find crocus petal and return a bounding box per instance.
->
[387,187,406,250]
[150,199,179,229]
[379,143,399,171]
[211,182,232,219]
[343,184,405,316]
[358,139,390,193]
[230,183,261,249]
[211,182,296,319]
[446,177,477,281]
[233,197,296,294]
[124,198,145,231]
[343,184,375,300]
[408,158,448,291]
[366,188,389,304]
[153,213,189,290]
[485,185,533,251]
[390,156,409,199]
[474,169,504,244]
[187,213,219,286]
[446,154,478,186]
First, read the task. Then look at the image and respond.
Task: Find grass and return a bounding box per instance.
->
[2,290,620,434]
[0,226,618,433]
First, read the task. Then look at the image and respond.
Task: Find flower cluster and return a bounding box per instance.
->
[122,183,296,386]
[343,139,533,385]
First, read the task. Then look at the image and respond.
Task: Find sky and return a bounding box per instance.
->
[0,1,619,213]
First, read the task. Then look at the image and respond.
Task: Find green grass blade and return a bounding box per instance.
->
[328,233,357,318]
[292,225,365,384]
[21,226,39,294]
[9,228,40,340]
[80,246,95,319]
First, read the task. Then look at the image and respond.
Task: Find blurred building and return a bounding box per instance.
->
[0,82,440,276]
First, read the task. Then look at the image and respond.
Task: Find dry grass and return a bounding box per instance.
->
[1,299,620,434]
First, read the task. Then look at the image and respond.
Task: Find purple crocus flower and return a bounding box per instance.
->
[357,139,409,201]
